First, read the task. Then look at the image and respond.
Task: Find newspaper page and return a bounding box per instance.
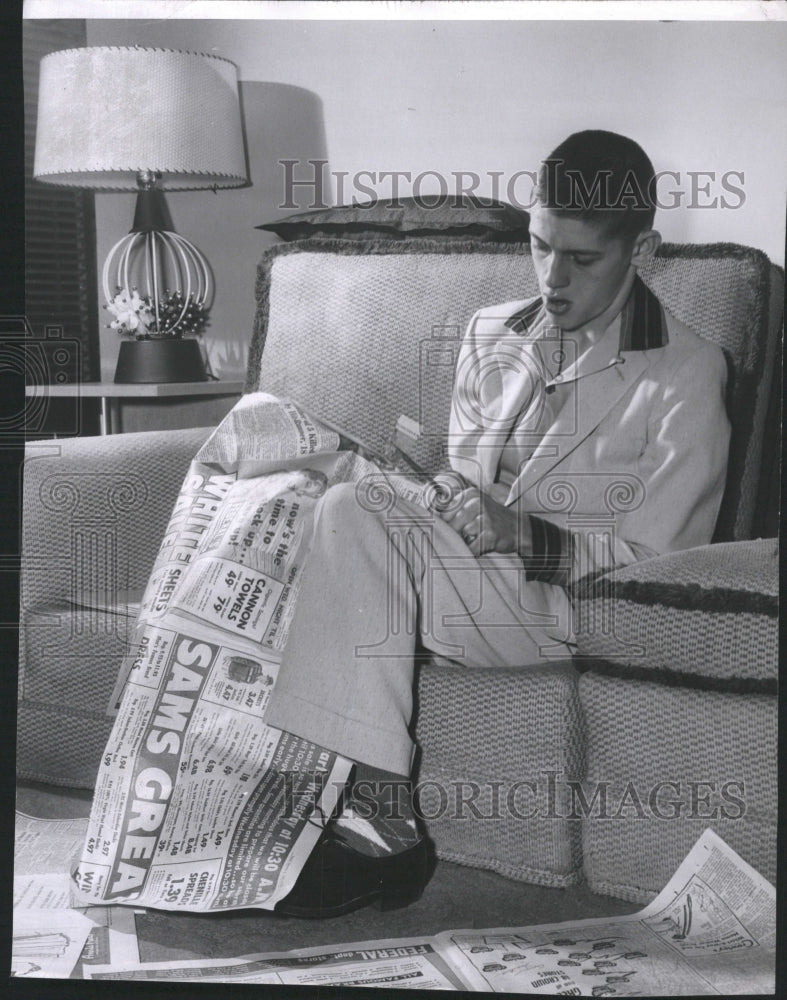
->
[84,937,466,988]
[11,909,95,980]
[73,393,424,914]
[70,907,140,980]
[442,828,775,995]
[14,812,88,910]
[13,812,141,976]
[15,873,76,912]
[84,830,774,993]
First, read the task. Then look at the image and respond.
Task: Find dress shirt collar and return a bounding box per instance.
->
[504,271,669,353]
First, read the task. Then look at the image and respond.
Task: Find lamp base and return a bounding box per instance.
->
[114,338,207,384]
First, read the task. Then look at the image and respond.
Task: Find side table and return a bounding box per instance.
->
[25,380,245,435]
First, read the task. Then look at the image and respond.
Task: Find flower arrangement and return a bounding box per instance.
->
[105,287,209,339]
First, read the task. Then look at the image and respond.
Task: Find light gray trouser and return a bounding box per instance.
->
[264,482,571,776]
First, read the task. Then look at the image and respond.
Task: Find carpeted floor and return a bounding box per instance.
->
[16,780,634,967]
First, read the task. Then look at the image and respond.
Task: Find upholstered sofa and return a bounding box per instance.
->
[19,236,781,903]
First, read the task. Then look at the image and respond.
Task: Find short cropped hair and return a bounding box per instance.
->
[534,130,657,240]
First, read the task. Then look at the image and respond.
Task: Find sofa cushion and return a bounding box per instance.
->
[256,196,530,242]
[573,539,778,688]
[414,660,584,887]
[21,427,214,609]
[579,672,777,902]
[18,604,137,787]
[638,246,782,542]
[248,237,537,473]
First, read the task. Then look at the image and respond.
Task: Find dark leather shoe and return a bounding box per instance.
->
[275,833,432,919]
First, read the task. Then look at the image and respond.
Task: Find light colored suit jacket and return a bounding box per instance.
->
[448,276,731,586]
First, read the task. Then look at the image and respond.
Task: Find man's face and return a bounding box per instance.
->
[529,205,637,331]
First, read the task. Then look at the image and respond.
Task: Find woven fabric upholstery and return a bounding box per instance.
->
[248,239,538,472]
[18,705,115,790]
[574,539,778,685]
[18,427,212,786]
[247,238,782,539]
[579,672,777,902]
[637,248,783,541]
[18,606,135,787]
[413,661,584,886]
[21,426,213,608]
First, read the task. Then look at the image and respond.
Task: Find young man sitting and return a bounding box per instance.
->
[264,130,731,917]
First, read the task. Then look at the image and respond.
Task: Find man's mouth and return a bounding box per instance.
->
[544,297,571,315]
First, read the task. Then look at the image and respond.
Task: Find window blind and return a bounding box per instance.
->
[24,19,99,396]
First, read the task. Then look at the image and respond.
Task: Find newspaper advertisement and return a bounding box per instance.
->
[442,828,775,995]
[13,813,140,978]
[14,812,88,910]
[84,829,775,994]
[73,393,424,914]
[83,938,467,989]
[70,907,140,980]
[12,909,95,980]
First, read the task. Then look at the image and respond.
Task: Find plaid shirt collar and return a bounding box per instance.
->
[504,274,669,352]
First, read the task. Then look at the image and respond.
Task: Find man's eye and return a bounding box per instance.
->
[571,255,593,265]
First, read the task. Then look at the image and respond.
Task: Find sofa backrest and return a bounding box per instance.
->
[246,237,782,542]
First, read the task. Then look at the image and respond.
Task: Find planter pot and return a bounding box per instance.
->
[113,338,207,384]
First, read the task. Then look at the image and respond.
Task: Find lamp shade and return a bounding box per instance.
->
[33,46,247,191]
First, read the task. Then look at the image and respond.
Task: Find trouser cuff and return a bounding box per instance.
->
[265,688,415,778]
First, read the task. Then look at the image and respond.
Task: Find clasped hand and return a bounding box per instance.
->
[428,474,529,558]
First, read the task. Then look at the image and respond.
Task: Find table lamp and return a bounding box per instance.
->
[33,45,248,383]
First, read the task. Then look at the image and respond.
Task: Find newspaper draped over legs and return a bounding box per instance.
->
[73,393,426,913]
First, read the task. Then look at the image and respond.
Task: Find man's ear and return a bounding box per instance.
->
[630,229,662,268]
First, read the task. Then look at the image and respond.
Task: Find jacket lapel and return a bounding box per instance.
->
[472,324,554,488]
[452,306,557,489]
[504,348,651,503]
[504,276,667,505]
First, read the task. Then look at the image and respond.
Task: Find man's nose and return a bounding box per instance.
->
[544,254,569,289]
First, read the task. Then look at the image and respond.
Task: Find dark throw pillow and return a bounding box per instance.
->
[257,195,530,242]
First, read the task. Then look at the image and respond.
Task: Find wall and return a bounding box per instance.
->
[85,17,787,380]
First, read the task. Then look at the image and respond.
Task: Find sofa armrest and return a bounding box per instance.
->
[573,539,778,688]
[21,426,214,614]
